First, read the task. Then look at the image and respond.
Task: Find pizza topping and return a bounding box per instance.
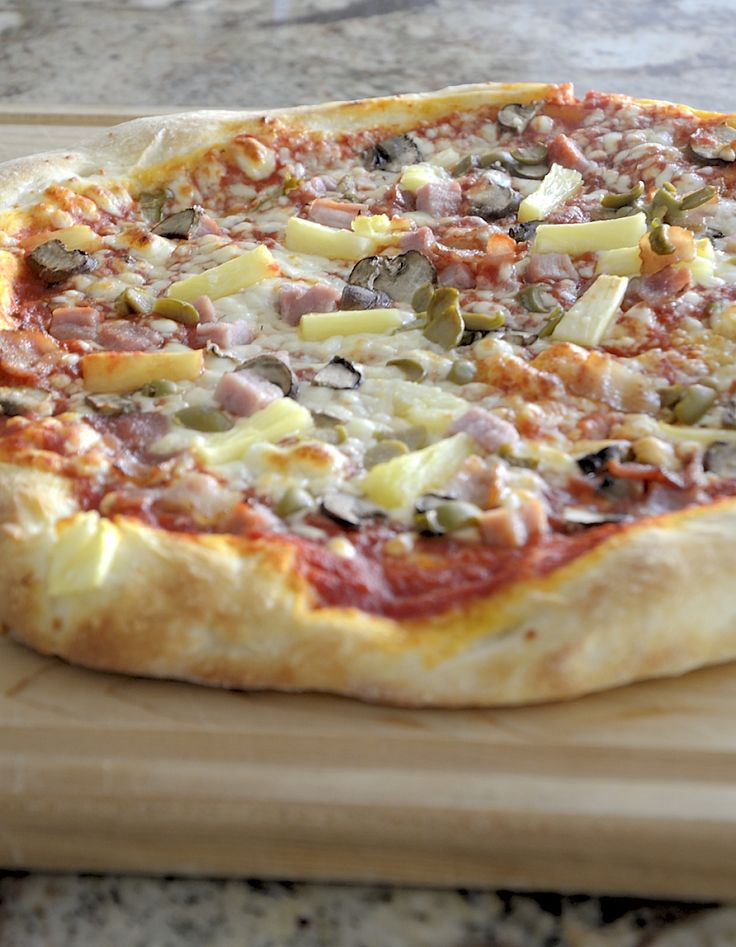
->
[174,404,234,432]
[195,320,254,349]
[364,439,409,468]
[362,133,422,172]
[278,282,340,325]
[446,359,477,385]
[81,349,204,393]
[299,307,406,341]
[497,101,540,133]
[114,287,155,317]
[517,164,583,223]
[238,353,298,397]
[690,124,736,162]
[339,284,392,311]
[26,239,97,284]
[320,492,382,529]
[0,385,51,417]
[151,297,200,326]
[386,356,427,382]
[550,274,628,346]
[151,205,203,239]
[546,133,591,173]
[415,497,481,536]
[214,368,284,418]
[671,384,717,424]
[312,355,363,390]
[448,407,519,452]
[166,244,278,302]
[703,441,736,476]
[415,180,462,217]
[97,321,163,352]
[49,305,100,341]
[464,172,521,221]
[138,189,170,225]
[348,251,436,304]
[308,198,368,229]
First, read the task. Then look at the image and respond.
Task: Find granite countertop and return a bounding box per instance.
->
[1,0,735,944]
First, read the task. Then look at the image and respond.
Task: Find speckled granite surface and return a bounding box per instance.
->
[1,1,735,944]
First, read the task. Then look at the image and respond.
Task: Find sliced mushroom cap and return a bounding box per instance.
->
[138,189,171,225]
[497,102,540,133]
[465,176,521,221]
[690,124,736,162]
[320,493,383,529]
[27,239,97,284]
[0,386,52,417]
[238,354,298,397]
[312,356,363,390]
[348,250,436,304]
[560,507,630,529]
[576,445,621,477]
[339,283,392,311]
[84,393,135,415]
[152,205,204,239]
[362,134,422,172]
[508,220,540,243]
[704,441,736,476]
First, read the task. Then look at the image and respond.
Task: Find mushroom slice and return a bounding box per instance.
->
[0,386,52,417]
[465,175,521,221]
[690,124,736,163]
[339,284,392,311]
[84,393,135,415]
[348,250,436,304]
[497,102,540,133]
[152,205,203,239]
[561,507,630,529]
[576,445,621,477]
[238,354,297,397]
[313,356,363,390]
[138,189,171,224]
[704,441,736,477]
[320,493,382,529]
[27,239,96,284]
[362,134,422,172]
[508,220,540,243]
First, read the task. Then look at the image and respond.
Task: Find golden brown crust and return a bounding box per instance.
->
[3,82,736,706]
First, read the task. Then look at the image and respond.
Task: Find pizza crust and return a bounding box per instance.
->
[3,82,736,706]
[4,459,736,707]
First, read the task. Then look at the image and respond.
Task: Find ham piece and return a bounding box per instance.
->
[195,321,254,349]
[97,321,163,352]
[448,407,519,452]
[49,306,100,341]
[525,252,577,283]
[398,226,435,253]
[192,295,218,323]
[415,180,462,217]
[438,262,475,289]
[277,283,340,326]
[214,369,283,417]
[308,198,368,229]
[547,133,592,173]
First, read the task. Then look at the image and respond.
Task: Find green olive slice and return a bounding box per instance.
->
[679,185,717,211]
[600,182,644,209]
[537,307,564,338]
[451,154,478,177]
[518,283,557,313]
[463,311,505,331]
[174,405,233,432]
[115,287,155,317]
[386,356,427,382]
[415,499,481,535]
[673,384,717,424]
[140,378,177,398]
[153,297,200,325]
[426,286,460,321]
[648,220,676,255]
[411,282,435,312]
[423,306,464,349]
[447,359,477,384]
[276,486,315,517]
[364,439,409,469]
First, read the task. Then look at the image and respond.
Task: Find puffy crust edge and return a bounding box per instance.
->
[3,460,736,707]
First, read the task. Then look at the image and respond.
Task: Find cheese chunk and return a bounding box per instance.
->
[533,213,648,256]
[285,217,373,261]
[167,245,278,302]
[551,275,628,347]
[81,349,204,393]
[361,433,475,510]
[517,164,583,223]
[49,512,120,596]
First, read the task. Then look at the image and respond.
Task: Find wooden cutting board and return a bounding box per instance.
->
[2,112,736,900]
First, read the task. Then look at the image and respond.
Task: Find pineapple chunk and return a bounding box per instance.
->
[0,250,19,328]
[389,379,468,433]
[361,433,475,510]
[517,164,583,223]
[594,245,642,277]
[196,398,313,466]
[398,163,448,194]
[25,224,102,253]
[48,512,120,596]
[680,237,717,285]
[299,308,406,341]
[351,214,391,236]
[551,275,628,347]
[533,212,647,256]
[167,245,278,302]
[82,349,203,393]
[657,422,736,445]
[285,216,374,261]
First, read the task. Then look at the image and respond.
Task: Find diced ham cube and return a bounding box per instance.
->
[308,198,368,229]
[525,252,577,283]
[398,226,435,253]
[291,175,337,203]
[415,180,462,217]
[448,407,519,452]
[195,321,254,349]
[49,306,100,341]
[97,321,163,352]
[626,264,692,307]
[193,295,218,323]
[195,213,223,237]
[277,282,340,326]
[438,262,475,289]
[214,369,283,417]
[477,497,548,547]
[547,133,592,173]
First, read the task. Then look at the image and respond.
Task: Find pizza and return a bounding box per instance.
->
[2,81,736,706]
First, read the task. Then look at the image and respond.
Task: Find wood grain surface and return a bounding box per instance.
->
[2,116,736,899]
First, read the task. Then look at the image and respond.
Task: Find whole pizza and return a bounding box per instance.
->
[2,81,736,706]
